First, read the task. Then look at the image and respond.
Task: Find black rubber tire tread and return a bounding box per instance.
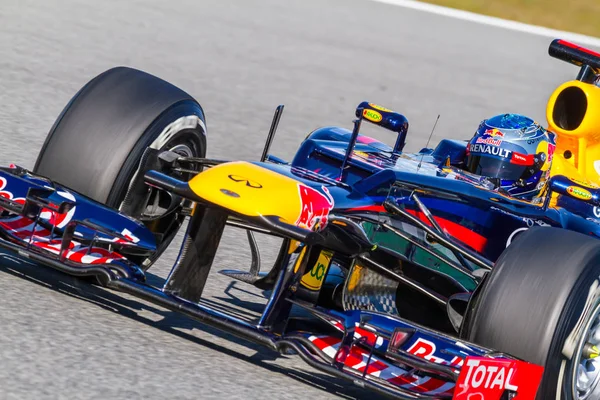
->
[34,66,205,206]
[462,226,600,399]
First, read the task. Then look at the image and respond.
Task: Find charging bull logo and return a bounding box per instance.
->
[477,129,504,146]
[484,128,504,138]
[296,184,334,231]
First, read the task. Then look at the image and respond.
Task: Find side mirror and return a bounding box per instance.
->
[544,175,600,208]
[355,101,409,153]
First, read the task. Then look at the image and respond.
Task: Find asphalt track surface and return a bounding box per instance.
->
[0,0,594,399]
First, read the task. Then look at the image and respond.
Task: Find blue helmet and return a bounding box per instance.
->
[466,114,555,198]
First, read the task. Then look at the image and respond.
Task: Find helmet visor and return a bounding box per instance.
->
[467,155,526,181]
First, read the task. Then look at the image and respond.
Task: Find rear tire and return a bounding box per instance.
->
[461,226,600,399]
[34,66,206,267]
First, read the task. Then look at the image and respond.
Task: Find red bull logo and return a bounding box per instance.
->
[475,137,501,146]
[484,128,504,138]
[296,184,334,231]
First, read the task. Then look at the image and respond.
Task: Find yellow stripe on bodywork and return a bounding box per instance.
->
[188,161,302,224]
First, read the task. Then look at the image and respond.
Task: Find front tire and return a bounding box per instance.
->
[34,66,206,268]
[461,226,600,399]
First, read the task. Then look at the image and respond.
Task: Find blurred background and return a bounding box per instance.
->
[421,0,600,37]
[0,0,597,399]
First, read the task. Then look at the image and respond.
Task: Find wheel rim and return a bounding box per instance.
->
[168,143,193,158]
[115,134,199,269]
[572,302,600,399]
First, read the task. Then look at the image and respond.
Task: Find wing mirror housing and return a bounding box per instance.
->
[544,175,600,208]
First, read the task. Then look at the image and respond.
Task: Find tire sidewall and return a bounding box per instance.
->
[544,270,600,399]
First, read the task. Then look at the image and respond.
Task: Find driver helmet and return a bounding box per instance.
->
[466,114,555,198]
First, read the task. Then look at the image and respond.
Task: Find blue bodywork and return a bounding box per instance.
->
[0,106,589,399]
[0,166,156,256]
[258,125,600,264]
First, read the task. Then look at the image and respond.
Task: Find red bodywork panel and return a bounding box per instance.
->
[452,356,544,400]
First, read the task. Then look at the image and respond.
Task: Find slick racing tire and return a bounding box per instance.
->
[34,66,206,268]
[461,226,600,399]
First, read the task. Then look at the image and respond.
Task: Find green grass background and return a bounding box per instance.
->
[421,0,600,38]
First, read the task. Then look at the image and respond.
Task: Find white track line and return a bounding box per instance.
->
[369,0,600,48]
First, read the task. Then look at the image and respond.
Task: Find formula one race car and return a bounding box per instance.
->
[3,39,600,400]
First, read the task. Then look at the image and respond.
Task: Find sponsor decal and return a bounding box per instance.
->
[594,206,600,218]
[468,144,511,158]
[452,357,543,400]
[300,249,333,290]
[407,338,463,366]
[475,137,501,146]
[483,128,504,138]
[510,152,534,166]
[363,109,382,123]
[227,174,262,188]
[567,185,592,201]
[461,358,518,391]
[367,103,392,112]
[296,184,334,231]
